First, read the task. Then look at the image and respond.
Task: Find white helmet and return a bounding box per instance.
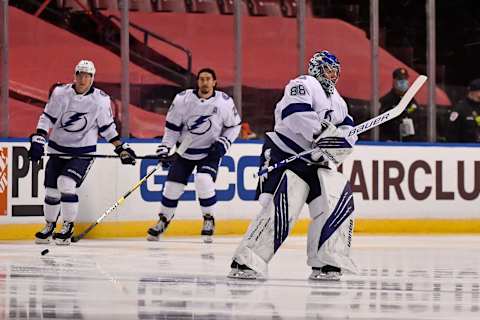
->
[74,60,96,76]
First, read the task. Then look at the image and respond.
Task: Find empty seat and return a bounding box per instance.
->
[62,0,91,11]
[128,0,154,11]
[187,0,220,13]
[281,0,313,18]
[94,0,119,10]
[154,0,187,12]
[217,0,248,15]
[247,0,282,16]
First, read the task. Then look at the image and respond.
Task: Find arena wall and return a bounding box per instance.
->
[1,139,479,240]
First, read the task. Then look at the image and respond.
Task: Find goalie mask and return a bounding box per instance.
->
[308,50,340,95]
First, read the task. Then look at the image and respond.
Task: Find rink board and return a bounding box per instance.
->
[1,139,480,239]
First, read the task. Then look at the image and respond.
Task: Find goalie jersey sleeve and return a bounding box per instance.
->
[269,75,356,155]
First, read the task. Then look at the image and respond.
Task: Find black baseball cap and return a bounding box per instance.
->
[468,78,480,91]
[392,68,409,80]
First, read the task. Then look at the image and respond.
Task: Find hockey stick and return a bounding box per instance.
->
[254,75,427,178]
[71,135,193,243]
[48,153,160,159]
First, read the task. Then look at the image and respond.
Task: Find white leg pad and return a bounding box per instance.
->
[307,168,357,274]
[232,170,309,277]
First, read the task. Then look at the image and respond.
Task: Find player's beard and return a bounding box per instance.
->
[200,86,212,95]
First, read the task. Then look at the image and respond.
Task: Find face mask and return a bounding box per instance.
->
[395,79,409,92]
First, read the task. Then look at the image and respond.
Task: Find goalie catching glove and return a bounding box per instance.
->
[114,143,137,165]
[311,120,353,166]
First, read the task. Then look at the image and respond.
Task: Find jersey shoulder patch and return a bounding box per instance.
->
[97,89,108,97]
[222,92,231,100]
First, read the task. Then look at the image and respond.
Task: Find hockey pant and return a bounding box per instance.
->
[232,168,357,277]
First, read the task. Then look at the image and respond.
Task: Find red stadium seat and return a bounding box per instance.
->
[187,0,220,14]
[247,0,282,16]
[281,0,313,17]
[62,0,91,11]
[127,0,154,11]
[217,0,248,15]
[154,0,187,12]
[95,0,119,10]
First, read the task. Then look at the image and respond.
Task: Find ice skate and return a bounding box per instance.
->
[201,214,215,243]
[147,214,170,241]
[309,265,342,281]
[35,221,56,244]
[227,261,260,280]
[53,221,74,246]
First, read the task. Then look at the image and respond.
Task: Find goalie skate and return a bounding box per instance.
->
[309,265,342,281]
[227,261,262,280]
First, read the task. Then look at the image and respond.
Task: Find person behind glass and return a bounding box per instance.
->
[447,78,480,142]
[379,68,418,141]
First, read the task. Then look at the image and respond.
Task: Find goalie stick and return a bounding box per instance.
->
[254,75,428,178]
[71,135,193,243]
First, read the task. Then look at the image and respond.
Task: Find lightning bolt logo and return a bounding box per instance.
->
[187,115,212,135]
[60,112,88,132]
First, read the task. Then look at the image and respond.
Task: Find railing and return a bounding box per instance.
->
[107,14,193,87]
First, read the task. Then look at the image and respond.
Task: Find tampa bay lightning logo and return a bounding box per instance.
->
[60,111,88,132]
[186,115,212,135]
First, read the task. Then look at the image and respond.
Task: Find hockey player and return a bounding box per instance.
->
[147,68,241,243]
[228,50,357,281]
[29,60,137,245]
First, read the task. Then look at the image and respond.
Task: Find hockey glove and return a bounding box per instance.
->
[28,134,47,163]
[156,144,171,159]
[156,144,172,170]
[312,120,353,165]
[208,137,229,160]
[114,143,137,165]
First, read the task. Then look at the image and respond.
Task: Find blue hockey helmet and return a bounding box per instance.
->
[308,50,341,95]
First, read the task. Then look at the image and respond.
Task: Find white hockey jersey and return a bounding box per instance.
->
[268,75,357,156]
[162,89,241,160]
[37,84,118,155]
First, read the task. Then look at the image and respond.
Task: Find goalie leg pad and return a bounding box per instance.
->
[232,170,309,277]
[307,168,357,274]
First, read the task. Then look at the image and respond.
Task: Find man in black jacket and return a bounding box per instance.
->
[379,68,419,141]
[447,79,480,142]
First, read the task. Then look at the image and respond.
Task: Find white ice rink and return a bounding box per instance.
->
[1,235,480,320]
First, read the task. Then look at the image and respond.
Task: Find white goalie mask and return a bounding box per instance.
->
[308,50,341,95]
